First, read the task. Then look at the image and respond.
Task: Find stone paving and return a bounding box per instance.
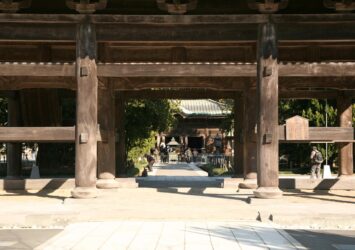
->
[0,163,355,249]
[152,163,208,177]
[35,221,303,250]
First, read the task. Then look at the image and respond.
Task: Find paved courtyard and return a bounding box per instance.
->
[33,221,307,250]
[0,163,354,249]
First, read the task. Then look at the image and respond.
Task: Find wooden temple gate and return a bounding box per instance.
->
[0,1,354,198]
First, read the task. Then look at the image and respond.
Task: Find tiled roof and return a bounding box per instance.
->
[176,99,230,118]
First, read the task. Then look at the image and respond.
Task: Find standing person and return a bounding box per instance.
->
[144,153,155,172]
[159,142,167,163]
[185,148,192,163]
[310,146,323,179]
[224,143,232,170]
[192,148,198,162]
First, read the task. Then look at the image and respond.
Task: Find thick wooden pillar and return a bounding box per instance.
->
[337,92,354,177]
[116,91,126,176]
[97,80,119,188]
[234,94,244,175]
[6,92,22,179]
[72,18,98,198]
[239,88,258,189]
[254,22,282,199]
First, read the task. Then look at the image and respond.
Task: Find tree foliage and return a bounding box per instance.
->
[279,99,341,169]
[125,99,177,162]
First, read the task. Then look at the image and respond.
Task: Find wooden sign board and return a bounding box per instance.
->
[285,115,309,140]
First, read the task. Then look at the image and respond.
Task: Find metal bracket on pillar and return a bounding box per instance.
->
[80,66,88,77]
[79,133,88,144]
[263,66,273,77]
[263,133,272,144]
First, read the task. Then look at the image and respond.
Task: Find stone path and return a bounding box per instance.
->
[35,221,304,250]
[152,163,208,177]
[137,163,221,188]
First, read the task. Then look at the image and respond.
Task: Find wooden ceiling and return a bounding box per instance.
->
[11,0,342,14]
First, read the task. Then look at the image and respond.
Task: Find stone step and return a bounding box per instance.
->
[136,178,223,188]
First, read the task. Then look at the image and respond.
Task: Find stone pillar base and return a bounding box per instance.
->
[239,179,257,189]
[96,178,120,189]
[71,187,97,199]
[253,187,282,199]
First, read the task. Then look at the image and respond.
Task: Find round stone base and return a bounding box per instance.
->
[239,179,257,189]
[253,187,283,199]
[96,179,120,189]
[71,187,98,199]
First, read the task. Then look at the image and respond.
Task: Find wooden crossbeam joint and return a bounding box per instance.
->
[66,0,107,14]
[248,0,288,13]
[324,0,355,12]
[0,0,31,13]
[156,0,198,14]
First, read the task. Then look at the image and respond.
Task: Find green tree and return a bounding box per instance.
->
[279,99,339,170]
[125,99,177,163]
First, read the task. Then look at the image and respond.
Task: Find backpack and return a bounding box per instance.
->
[314,151,323,164]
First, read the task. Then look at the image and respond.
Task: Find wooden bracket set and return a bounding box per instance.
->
[156,0,198,14]
[0,0,31,13]
[66,0,107,14]
[247,0,288,13]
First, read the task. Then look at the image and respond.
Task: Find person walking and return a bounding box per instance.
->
[310,146,323,179]
[185,148,192,163]
[144,153,155,172]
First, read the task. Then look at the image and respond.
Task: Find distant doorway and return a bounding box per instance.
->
[188,136,204,149]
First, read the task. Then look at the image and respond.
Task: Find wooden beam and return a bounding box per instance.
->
[0,126,106,143]
[0,127,74,142]
[2,62,355,78]
[0,76,75,90]
[280,90,339,99]
[280,77,355,90]
[113,77,249,91]
[279,62,355,77]
[0,63,75,77]
[1,14,355,42]
[2,14,355,25]
[97,63,256,77]
[121,89,238,99]
[278,126,354,142]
